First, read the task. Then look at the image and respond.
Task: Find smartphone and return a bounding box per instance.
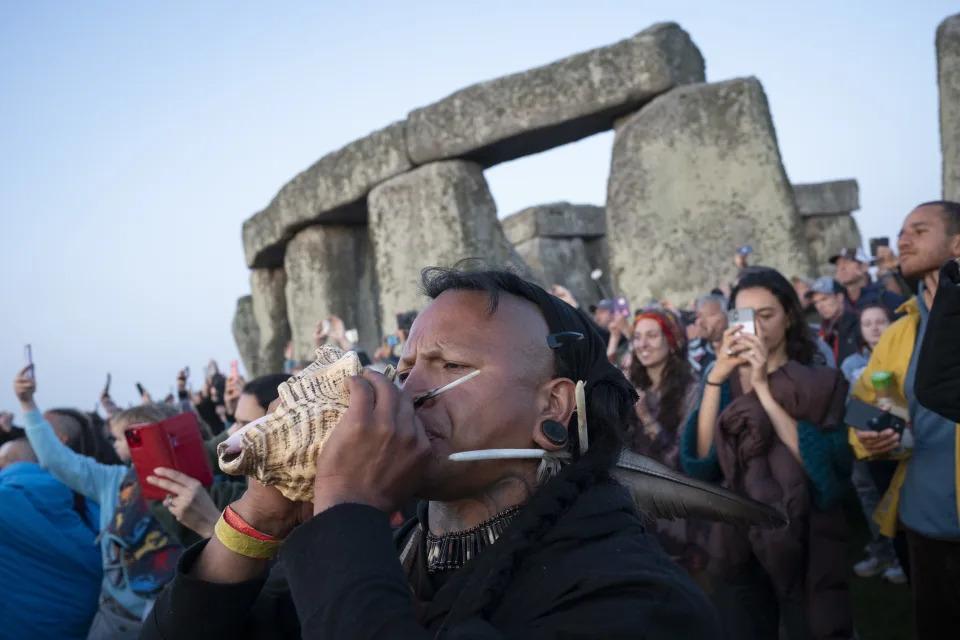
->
[345,329,359,344]
[135,382,146,397]
[728,308,756,336]
[737,244,754,257]
[386,334,400,347]
[229,359,239,380]
[126,412,214,501]
[103,373,111,396]
[24,344,33,379]
[614,296,630,317]
[845,399,907,438]
[322,319,331,334]
[869,237,890,256]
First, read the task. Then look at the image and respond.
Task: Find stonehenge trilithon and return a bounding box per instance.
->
[605,77,814,306]
[405,22,705,167]
[939,13,960,201]
[284,225,381,360]
[250,268,291,377]
[233,14,950,365]
[793,180,863,276]
[368,160,533,333]
[232,295,261,378]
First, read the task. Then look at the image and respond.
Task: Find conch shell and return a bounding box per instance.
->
[217,345,364,501]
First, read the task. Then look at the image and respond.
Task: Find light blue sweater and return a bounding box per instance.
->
[23,409,150,619]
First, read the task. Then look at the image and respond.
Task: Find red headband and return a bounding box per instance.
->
[634,311,682,353]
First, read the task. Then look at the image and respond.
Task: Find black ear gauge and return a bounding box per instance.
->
[540,419,569,446]
[547,332,585,349]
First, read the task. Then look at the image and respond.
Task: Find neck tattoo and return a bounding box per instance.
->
[424,506,522,573]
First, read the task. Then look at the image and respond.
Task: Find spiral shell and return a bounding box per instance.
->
[217,345,363,501]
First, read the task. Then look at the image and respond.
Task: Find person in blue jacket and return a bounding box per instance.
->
[0,448,102,640]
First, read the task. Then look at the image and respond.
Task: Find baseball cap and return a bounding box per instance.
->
[811,276,845,295]
[828,247,873,265]
[588,299,614,313]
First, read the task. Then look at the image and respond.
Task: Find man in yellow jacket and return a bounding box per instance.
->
[850,201,960,639]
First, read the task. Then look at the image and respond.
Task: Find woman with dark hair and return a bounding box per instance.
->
[840,303,894,387]
[627,308,709,575]
[680,267,854,640]
[627,309,698,468]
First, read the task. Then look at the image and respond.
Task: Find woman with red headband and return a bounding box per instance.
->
[626,308,707,576]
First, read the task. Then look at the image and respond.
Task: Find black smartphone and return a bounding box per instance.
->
[135,382,146,397]
[103,373,111,396]
[845,399,906,437]
[869,237,889,257]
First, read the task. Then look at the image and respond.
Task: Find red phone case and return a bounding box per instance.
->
[126,412,214,501]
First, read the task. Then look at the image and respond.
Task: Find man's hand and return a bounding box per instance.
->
[876,246,898,274]
[14,366,37,411]
[854,428,902,457]
[147,468,222,538]
[312,371,431,515]
[550,285,578,309]
[0,411,13,433]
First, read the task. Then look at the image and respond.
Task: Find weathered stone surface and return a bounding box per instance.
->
[939,14,960,201]
[793,180,860,217]
[250,268,291,376]
[513,237,603,309]
[284,225,381,360]
[605,78,814,305]
[368,160,534,332]
[406,23,705,167]
[243,121,412,268]
[232,295,262,378]
[803,214,864,276]
[502,202,606,245]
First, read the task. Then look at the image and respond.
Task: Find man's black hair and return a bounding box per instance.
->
[396,311,418,333]
[242,373,291,411]
[917,200,960,235]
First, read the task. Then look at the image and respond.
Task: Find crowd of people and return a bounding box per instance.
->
[0,200,958,639]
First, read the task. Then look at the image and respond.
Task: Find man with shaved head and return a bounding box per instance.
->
[147,265,720,639]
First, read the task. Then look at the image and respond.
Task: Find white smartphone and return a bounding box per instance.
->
[344,329,359,344]
[727,308,756,336]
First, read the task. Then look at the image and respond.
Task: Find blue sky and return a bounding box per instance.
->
[1,0,955,413]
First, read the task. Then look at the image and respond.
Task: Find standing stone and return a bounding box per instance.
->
[406,23,705,167]
[939,14,960,201]
[284,225,381,360]
[250,268,291,376]
[605,77,814,306]
[232,295,261,378]
[242,121,412,269]
[502,202,609,307]
[793,180,863,275]
[368,160,533,332]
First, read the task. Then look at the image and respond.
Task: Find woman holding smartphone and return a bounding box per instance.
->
[680,268,853,640]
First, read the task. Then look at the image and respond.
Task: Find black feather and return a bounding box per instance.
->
[611,449,787,529]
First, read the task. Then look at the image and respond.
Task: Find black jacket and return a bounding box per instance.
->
[141,480,720,639]
[916,259,960,422]
[819,311,861,366]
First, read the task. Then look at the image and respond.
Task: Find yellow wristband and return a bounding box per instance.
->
[214,512,284,559]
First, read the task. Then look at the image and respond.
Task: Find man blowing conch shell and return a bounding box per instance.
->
[142,265,721,639]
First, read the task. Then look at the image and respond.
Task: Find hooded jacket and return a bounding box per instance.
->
[143,478,720,639]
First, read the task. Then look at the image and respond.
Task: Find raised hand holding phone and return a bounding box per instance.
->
[23,345,33,379]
